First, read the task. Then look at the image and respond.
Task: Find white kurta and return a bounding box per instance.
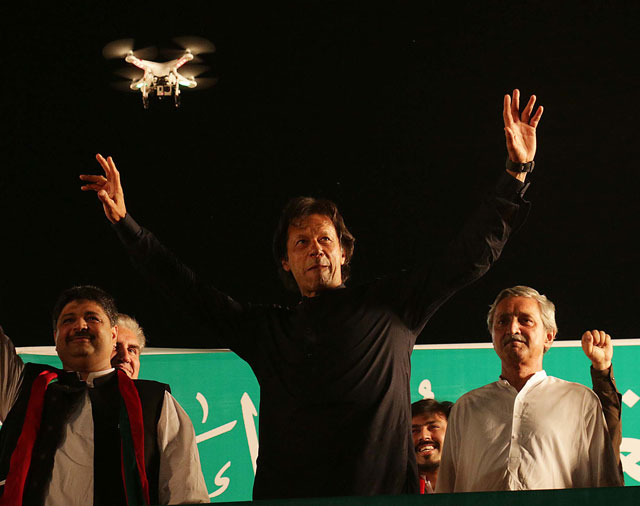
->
[436,370,622,492]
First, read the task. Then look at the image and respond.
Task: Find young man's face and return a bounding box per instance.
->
[54,299,117,374]
[412,411,448,472]
[111,326,141,379]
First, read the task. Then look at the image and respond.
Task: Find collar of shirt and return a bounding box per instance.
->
[63,368,116,387]
[498,369,547,394]
[299,284,347,303]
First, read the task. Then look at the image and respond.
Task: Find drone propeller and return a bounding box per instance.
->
[103,38,158,60]
[172,36,216,56]
[110,81,137,93]
[179,64,211,79]
[193,77,219,90]
[114,66,144,81]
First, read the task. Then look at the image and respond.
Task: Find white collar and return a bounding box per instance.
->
[498,369,547,392]
[70,368,116,387]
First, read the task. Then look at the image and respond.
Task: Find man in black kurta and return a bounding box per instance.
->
[80,89,543,499]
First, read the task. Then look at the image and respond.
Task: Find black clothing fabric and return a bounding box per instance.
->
[0,364,169,506]
[114,172,528,499]
[591,366,623,469]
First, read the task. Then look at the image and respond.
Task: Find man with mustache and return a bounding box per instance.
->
[436,285,623,492]
[111,313,145,380]
[80,90,542,499]
[412,333,621,494]
[0,286,209,505]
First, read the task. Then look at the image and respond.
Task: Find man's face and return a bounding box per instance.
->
[412,412,448,473]
[111,326,141,379]
[491,296,555,369]
[281,214,346,297]
[54,299,117,373]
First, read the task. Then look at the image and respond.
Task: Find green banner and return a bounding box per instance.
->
[16,340,640,502]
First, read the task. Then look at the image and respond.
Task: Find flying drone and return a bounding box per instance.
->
[103,36,217,109]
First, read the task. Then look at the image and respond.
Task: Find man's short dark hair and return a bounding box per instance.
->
[272,196,356,292]
[52,285,118,330]
[411,399,454,420]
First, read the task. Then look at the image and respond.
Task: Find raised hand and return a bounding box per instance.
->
[80,154,127,224]
[581,329,613,371]
[503,89,543,164]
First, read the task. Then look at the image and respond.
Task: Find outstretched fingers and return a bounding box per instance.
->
[503,94,512,127]
[511,89,521,123]
[107,156,122,188]
[81,153,127,224]
[79,174,107,191]
[506,91,543,128]
[530,105,544,128]
[521,95,536,123]
[96,153,111,177]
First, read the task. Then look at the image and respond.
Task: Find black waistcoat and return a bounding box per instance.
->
[0,364,169,506]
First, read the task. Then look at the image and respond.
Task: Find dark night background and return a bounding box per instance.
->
[1,1,639,347]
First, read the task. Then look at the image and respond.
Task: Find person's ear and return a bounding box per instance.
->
[544,330,556,352]
[111,325,118,348]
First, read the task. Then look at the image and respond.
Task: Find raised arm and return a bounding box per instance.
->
[79,154,254,355]
[503,89,543,182]
[386,90,542,335]
[0,327,25,422]
[79,154,127,224]
[582,329,622,467]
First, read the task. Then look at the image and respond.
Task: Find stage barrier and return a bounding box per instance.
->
[14,339,640,503]
[187,485,639,506]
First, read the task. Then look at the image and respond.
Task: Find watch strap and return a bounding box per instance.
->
[506,157,535,173]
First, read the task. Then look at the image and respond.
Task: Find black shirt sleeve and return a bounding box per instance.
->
[379,171,529,336]
[112,214,255,358]
[590,365,623,468]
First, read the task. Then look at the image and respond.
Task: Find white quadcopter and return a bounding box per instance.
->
[104,37,217,109]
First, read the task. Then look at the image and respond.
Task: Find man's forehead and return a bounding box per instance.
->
[59,299,107,316]
[412,412,447,425]
[289,214,336,233]
[496,296,541,315]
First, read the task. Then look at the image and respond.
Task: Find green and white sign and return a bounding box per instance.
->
[17,339,640,502]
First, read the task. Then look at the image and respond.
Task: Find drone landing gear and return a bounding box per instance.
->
[174,92,181,108]
[142,95,150,109]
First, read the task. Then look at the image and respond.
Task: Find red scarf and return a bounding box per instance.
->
[0,369,149,506]
[117,369,150,505]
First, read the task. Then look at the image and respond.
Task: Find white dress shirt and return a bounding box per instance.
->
[436,370,622,492]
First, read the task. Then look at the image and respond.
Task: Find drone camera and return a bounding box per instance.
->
[156,85,174,97]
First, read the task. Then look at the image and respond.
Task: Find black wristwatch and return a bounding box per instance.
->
[505,157,535,173]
